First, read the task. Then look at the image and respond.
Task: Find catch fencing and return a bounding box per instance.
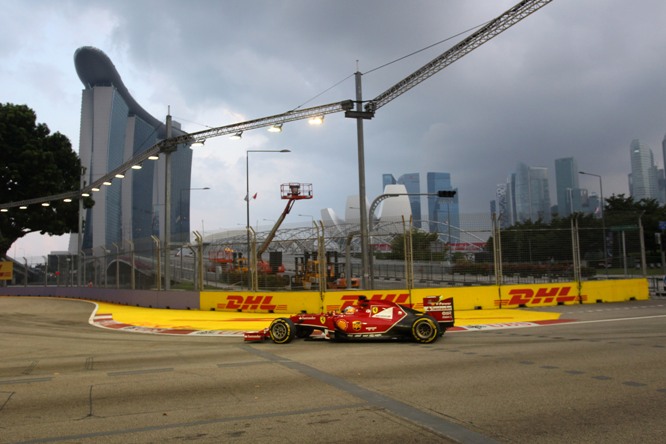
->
[5,212,661,293]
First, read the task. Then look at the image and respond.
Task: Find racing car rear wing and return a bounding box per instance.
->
[423,296,455,329]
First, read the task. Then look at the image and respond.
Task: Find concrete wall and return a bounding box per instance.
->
[0,287,199,310]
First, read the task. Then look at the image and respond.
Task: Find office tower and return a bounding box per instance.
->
[74,47,192,253]
[629,139,658,201]
[555,157,580,217]
[513,162,551,223]
[426,172,459,243]
[382,174,397,190]
[495,182,514,228]
[397,173,421,228]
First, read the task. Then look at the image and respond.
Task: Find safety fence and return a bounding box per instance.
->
[4,212,663,293]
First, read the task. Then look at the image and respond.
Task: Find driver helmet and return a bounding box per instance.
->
[343,305,356,315]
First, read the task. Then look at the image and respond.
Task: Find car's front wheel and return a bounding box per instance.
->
[269,318,295,344]
[411,317,439,344]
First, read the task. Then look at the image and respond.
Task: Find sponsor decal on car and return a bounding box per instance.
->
[335,319,348,330]
[373,307,394,320]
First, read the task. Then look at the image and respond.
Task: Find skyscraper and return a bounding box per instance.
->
[382,173,396,190]
[426,172,459,243]
[513,162,551,223]
[629,139,658,201]
[494,182,514,228]
[554,157,580,217]
[397,173,421,228]
[74,47,192,253]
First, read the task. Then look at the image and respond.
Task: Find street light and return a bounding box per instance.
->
[298,213,314,223]
[579,171,607,265]
[245,149,290,288]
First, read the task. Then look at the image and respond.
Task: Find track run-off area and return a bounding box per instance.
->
[87,298,568,336]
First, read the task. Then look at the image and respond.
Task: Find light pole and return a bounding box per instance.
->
[179,187,210,243]
[566,187,573,216]
[298,214,316,250]
[579,171,607,265]
[245,149,290,288]
[298,214,314,224]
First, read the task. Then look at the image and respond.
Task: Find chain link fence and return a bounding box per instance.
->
[5,212,664,292]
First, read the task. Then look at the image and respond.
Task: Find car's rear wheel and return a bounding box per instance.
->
[269,318,295,344]
[411,317,439,344]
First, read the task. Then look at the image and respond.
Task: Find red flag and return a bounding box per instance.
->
[253,192,258,199]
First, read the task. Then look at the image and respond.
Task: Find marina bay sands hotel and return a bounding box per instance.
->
[73,46,192,253]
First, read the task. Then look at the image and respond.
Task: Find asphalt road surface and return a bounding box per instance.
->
[0,296,664,443]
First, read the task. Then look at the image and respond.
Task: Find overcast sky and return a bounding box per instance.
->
[4,0,666,258]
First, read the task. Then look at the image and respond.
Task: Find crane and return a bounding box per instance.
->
[255,183,313,273]
[367,0,553,112]
[0,0,553,211]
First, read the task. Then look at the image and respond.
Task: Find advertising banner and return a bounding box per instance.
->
[200,278,648,314]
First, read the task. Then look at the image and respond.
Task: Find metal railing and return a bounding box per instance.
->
[4,213,660,293]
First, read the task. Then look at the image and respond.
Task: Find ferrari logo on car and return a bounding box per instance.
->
[373,307,394,319]
[352,321,362,331]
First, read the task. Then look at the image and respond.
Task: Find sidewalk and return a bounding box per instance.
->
[91,301,564,336]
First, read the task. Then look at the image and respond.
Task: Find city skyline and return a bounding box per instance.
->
[5,0,666,257]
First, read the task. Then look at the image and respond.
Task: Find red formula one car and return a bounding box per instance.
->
[244,295,454,344]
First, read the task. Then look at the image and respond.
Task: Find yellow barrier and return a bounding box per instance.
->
[200,278,649,313]
[0,261,13,281]
[200,290,321,313]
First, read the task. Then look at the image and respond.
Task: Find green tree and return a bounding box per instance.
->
[0,103,85,257]
[389,229,441,261]
[605,193,666,257]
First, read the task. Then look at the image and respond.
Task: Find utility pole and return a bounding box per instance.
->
[354,71,369,289]
[163,110,176,290]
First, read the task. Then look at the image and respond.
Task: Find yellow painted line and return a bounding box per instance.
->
[94,302,281,331]
[453,309,562,325]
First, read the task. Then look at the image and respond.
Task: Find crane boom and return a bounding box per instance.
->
[0,0,553,211]
[256,183,312,261]
[367,0,553,112]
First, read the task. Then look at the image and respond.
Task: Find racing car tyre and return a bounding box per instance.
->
[269,318,295,344]
[411,316,439,344]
